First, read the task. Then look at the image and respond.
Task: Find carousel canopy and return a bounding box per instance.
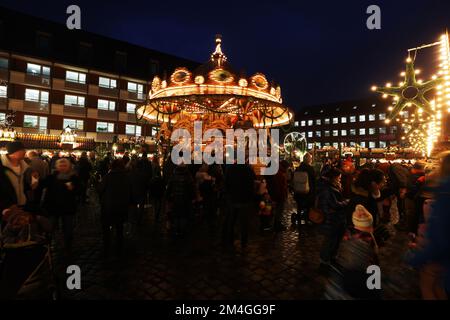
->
[137,35,293,129]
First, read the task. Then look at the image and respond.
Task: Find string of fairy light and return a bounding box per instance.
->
[371,33,450,157]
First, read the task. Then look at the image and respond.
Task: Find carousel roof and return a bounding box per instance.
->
[137,35,293,128]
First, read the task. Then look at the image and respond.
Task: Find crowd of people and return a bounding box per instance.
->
[1,140,449,300]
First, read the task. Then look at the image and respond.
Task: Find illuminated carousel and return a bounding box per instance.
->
[137,35,293,153]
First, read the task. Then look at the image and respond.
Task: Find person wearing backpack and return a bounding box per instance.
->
[293,153,316,225]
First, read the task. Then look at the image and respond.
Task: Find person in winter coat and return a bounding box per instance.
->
[165,164,196,237]
[408,152,450,299]
[76,151,93,204]
[128,159,150,223]
[267,160,289,231]
[346,168,385,229]
[293,153,316,225]
[405,162,426,236]
[318,168,349,269]
[98,159,132,256]
[42,158,80,254]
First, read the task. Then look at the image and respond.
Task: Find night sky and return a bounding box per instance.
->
[1,0,449,111]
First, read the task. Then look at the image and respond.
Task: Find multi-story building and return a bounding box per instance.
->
[0,7,198,144]
[293,97,403,150]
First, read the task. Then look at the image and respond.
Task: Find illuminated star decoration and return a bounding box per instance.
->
[373,55,443,122]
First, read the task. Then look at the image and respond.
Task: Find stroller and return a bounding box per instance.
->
[0,212,59,300]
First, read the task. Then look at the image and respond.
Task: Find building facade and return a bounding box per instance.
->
[0,7,199,143]
[293,97,404,150]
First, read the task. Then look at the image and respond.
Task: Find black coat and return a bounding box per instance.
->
[98,169,132,224]
[42,172,80,216]
[317,182,348,225]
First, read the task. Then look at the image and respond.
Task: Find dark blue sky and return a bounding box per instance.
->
[1,0,449,110]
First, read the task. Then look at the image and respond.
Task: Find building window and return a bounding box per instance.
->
[98,99,116,111]
[369,128,376,135]
[316,119,321,125]
[341,117,347,124]
[0,58,8,69]
[26,63,50,77]
[63,118,84,130]
[359,115,366,122]
[349,129,356,136]
[333,117,338,124]
[369,141,376,148]
[64,95,85,107]
[294,121,299,127]
[359,128,366,135]
[324,142,330,147]
[307,131,313,138]
[379,113,386,120]
[390,140,397,146]
[316,143,322,148]
[350,116,356,123]
[127,103,136,114]
[369,114,376,121]
[349,141,356,147]
[25,88,48,103]
[66,70,86,84]
[324,130,330,137]
[151,127,159,137]
[0,112,5,122]
[307,143,313,150]
[23,115,47,130]
[360,141,366,148]
[380,141,387,148]
[341,130,347,136]
[379,127,386,134]
[324,118,330,125]
[96,122,114,133]
[0,84,6,98]
[300,120,305,127]
[315,131,321,137]
[332,130,338,137]
[307,120,313,126]
[391,126,397,134]
[332,142,339,148]
[127,82,143,94]
[99,77,117,89]
[126,124,142,136]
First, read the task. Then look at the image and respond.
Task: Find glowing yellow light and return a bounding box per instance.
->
[382,94,388,98]
[386,83,392,87]
[371,86,377,91]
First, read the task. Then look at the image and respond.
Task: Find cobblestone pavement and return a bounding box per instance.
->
[51,191,420,300]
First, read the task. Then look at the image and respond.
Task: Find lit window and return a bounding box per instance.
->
[359,115,366,122]
[0,112,5,122]
[0,58,8,69]
[316,119,321,125]
[369,128,376,135]
[27,63,50,76]
[380,141,387,148]
[350,116,356,123]
[63,118,84,130]
[294,121,299,127]
[349,129,356,136]
[332,142,339,148]
[341,117,347,123]
[316,131,321,137]
[324,142,330,147]
[341,130,347,136]
[308,120,313,126]
[151,127,159,137]
[333,117,338,124]
[0,85,7,98]
[349,141,356,147]
[64,95,85,107]
[390,140,397,146]
[359,128,366,135]
[324,131,330,137]
[379,127,386,134]
[324,118,330,125]
[369,114,376,121]
[25,88,48,103]
[126,103,136,114]
[316,143,321,148]
[369,141,376,148]
[66,70,86,84]
[332,130,338,136]
[360,141,366,148]
[127,82,144,93]
[307,131,313,138]
[99,77,117,89]
[307,143,313,150]
[379,113,386,120]
[98,99,116,111]
[96,122,114,133]
[391,126,397,134]
[126,124,142,136]
[300,121,306,127]
[23,115,47,130]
